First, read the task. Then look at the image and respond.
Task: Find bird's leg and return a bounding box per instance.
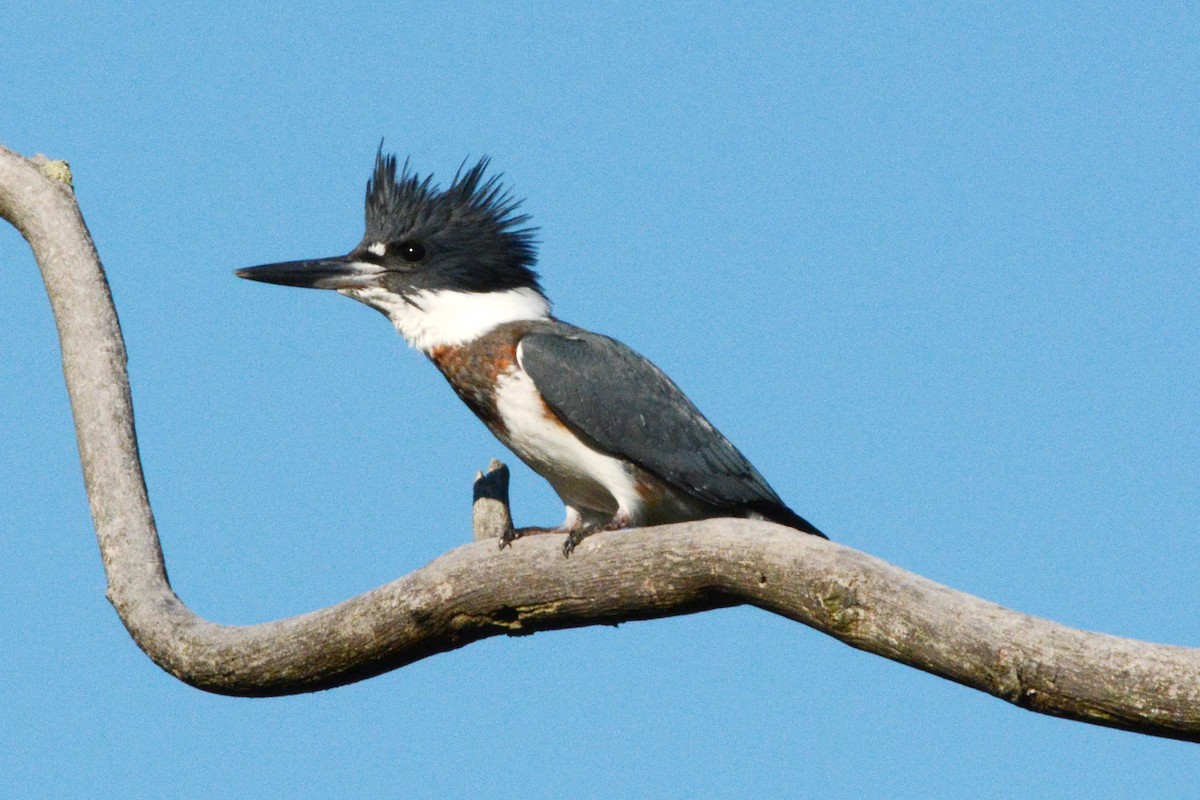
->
[500,506,587,549]
[500,525,559,549]
[500,508,632,556]
[562,511,633,557]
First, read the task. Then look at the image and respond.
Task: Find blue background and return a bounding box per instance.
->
[3,3,1197,797]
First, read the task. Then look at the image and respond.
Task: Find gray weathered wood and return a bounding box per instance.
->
[2,143,1198,742]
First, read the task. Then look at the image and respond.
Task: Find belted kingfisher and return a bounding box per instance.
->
[237,150,825,554]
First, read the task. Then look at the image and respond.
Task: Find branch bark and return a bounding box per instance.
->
[3,143,1197,742]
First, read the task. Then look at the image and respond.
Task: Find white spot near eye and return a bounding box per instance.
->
[367,242,386,256]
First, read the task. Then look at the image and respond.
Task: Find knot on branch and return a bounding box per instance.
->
[994,649,1055,710]
[31,154,73,188]
[819,578,866,635]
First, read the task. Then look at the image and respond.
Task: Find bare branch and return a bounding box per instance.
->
[3,143,1198,742]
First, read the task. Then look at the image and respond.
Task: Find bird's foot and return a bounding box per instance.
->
[562,512,633,557]
[499,514,632,556]
[499,525,558,549]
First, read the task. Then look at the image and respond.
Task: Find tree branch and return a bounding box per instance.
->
[3,143,1197,742]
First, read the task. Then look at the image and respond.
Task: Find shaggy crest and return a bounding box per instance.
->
[365,149,541,294]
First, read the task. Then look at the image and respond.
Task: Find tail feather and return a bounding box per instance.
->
[747,502,827,539]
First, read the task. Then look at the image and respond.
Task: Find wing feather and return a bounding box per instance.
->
[518,330,787,511]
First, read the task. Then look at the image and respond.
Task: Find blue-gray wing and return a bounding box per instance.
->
[518,328,816,530]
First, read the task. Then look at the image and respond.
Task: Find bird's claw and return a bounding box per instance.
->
[499,517,631,556]
[562,527,590,557]
[498,525,521,550]
[561,512,632,557]
[500,525,559,550]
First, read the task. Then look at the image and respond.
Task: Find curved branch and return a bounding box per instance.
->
[3,143,1198,742]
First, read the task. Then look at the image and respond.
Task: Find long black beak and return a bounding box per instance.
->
[234,256,384,290]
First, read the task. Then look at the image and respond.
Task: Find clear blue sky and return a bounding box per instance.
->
[3,3,1198,797]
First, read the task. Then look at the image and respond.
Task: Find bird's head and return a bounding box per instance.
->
[236,150,549,352]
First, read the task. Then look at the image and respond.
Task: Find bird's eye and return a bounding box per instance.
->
[392,240,426,262]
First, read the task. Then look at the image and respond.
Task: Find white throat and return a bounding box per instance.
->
[342,286,551,352]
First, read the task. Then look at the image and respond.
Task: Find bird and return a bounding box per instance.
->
[236,150,825,555]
